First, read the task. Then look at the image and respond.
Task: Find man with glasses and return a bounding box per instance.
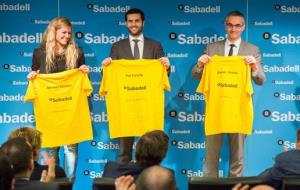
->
[192,10,265,177]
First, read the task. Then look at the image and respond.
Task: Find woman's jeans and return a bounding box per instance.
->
[46,144,78,179]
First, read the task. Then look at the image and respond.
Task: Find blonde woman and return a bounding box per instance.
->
[28,16,88,75]
[27,16,89,179]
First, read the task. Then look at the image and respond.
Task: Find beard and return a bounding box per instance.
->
[128,26,143,37]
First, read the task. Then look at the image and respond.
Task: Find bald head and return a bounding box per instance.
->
[251,185,275,190]
[136,165,176,190]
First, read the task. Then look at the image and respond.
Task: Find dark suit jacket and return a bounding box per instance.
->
[30,161,66,180]
[109,37,164,59]
[15,178,60,190]
[259,150,300,188]
[191,39,265,85]
[102,161,145,179]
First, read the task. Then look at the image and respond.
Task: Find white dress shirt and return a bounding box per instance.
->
[225,38,241,56]
[129,34,144,59]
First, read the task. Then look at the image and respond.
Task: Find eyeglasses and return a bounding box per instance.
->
[225,23,244,29]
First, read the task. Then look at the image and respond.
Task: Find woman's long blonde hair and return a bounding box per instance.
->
[40,16,79,73]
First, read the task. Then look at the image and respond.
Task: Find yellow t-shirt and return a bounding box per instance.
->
[24,69,93,147]
[99,59,171,138]
[197,56,253,135]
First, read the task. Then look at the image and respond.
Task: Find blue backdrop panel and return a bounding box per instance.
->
[0,1,299,190]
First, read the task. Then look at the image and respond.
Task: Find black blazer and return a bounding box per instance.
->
[260,150,300,188]
[31,47,85,73]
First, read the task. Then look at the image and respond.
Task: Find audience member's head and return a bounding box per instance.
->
[1,137,34,178]
[135,165,176,190]
[8,126,42,161]
[0,151,14,190]
[135,130,169,167]
[251,185,275,190]
[232,183,275,190]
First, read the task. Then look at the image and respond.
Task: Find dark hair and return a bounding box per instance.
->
[297,129,300,142]
[135,130,169,167]
[226,10,245,18]
[225,10,245,22]
[135,165,177,190]
[1,137,33,174]
[125,8,145,21]
[0,151,14,190]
